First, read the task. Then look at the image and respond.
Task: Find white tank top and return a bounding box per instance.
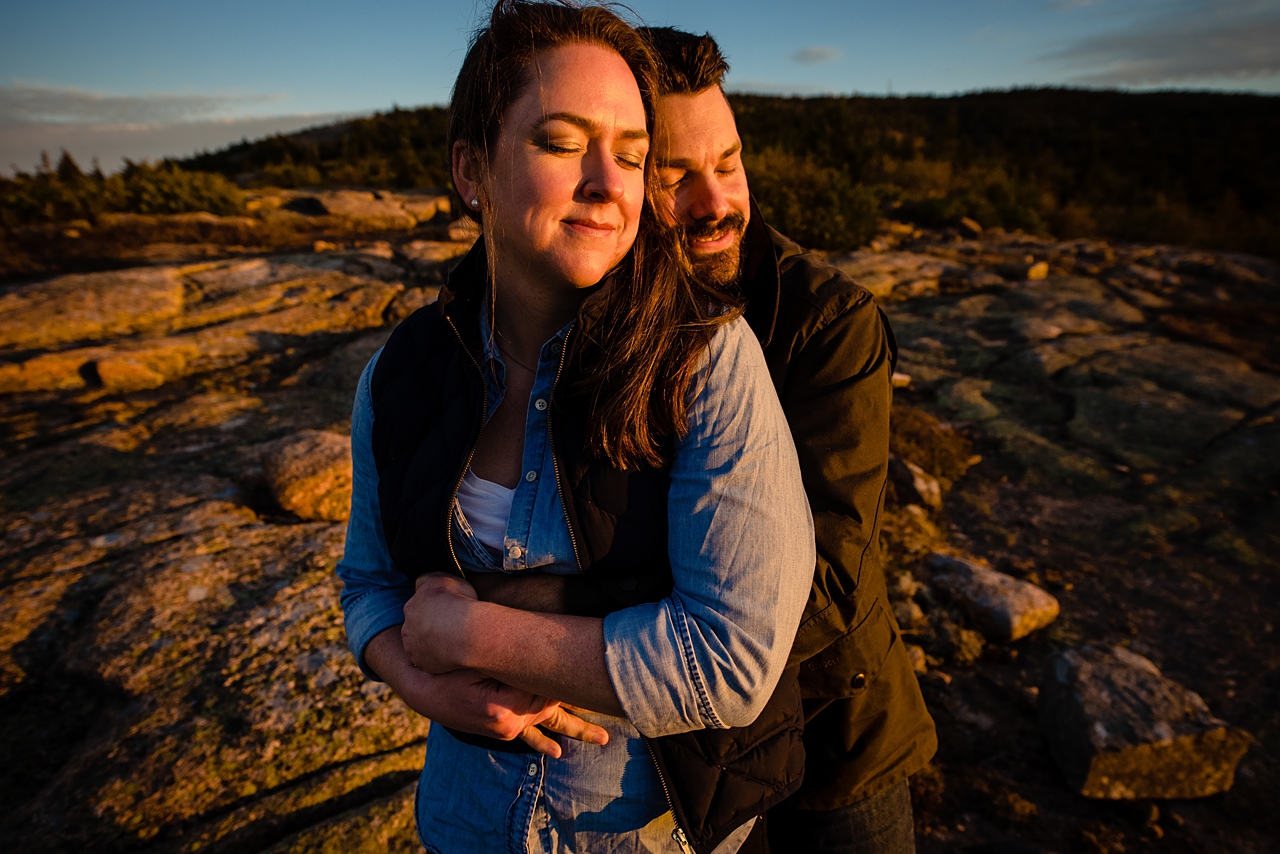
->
[456,468,515,551]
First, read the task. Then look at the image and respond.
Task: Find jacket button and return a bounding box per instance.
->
[851,673,867,690]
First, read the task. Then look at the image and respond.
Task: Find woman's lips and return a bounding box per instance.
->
[563,219,616,237]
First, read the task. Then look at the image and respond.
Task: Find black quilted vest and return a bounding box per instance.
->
[370,242,804,854]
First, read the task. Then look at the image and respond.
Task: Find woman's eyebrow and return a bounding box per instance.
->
[533,112,649,141]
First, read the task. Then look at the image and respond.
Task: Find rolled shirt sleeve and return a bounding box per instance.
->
[603,317,815,736]
[337,351,415,681]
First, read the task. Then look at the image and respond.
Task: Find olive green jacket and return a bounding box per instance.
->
[739,205,937,809]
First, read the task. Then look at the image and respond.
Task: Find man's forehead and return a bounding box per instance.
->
[655,88,740,160]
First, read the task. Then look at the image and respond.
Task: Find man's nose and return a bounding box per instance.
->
[683,173,731,224]
[580,146,627,203]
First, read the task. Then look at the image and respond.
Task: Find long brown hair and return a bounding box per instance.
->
[449,0,741,469]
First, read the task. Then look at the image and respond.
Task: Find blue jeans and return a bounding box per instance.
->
[766,780,915,854]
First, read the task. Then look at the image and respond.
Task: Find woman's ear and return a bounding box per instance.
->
[452,141,481,213]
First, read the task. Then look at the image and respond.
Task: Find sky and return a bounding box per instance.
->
[2,0,1278,173]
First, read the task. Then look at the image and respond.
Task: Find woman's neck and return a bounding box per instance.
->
[489,267,588,367]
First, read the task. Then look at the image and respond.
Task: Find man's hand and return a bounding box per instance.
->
[402,573,479,674]
[363,625,608,757]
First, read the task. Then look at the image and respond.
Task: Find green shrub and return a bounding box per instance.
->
[0,153,244,227]
[119,160,244,216]
[744,148,880,250]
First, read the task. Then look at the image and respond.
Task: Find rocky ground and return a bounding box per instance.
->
[0,210,1276,853]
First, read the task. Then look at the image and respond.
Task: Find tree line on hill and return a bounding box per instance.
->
[3,89,1277,257]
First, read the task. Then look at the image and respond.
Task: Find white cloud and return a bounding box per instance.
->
[790,46,843,66]
[1042,0,1280,85]
[0,82,283,126]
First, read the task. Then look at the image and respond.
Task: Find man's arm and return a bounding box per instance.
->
[363,623,606,756]
[778,285,895,668]
[468,573,568,613]
[401,574,626,717]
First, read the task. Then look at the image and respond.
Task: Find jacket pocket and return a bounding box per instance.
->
[798,599,897,698]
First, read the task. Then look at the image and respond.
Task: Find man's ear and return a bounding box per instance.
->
[452,141,481,210]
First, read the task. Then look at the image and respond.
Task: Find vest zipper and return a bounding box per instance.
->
[547,329,691,851]
[546,326,584,574]
[443,313,489,581]
[644,737,695,854]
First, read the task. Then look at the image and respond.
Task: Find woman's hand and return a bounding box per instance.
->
[401,573,480,674]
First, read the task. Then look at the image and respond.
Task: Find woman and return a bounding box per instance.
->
[337,3,814,852]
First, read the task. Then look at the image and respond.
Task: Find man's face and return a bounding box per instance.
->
[654,87,751,286]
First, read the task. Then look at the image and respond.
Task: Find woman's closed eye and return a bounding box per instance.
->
[615,151,645,170]
[541,139,583,155]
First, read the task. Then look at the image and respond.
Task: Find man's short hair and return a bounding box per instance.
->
[639,27,729,96]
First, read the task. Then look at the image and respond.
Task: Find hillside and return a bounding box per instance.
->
[177,88,1280,257]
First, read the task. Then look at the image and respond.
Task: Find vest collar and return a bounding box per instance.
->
[437,236,488,362]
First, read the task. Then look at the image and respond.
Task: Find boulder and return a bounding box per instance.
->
[1067,379,1244,471]
[1005,277,1146,329]
[997,260,1048,280]
[888,454,943,509]
[260,430,353,522]
[893,598,927,630]
[1082,341,1280,410]
[982,418,1116,490]
[829,251,964,300]
[938,377,1000,421]
[925,553,1059,642]
[993,332,1150,382]
[0,267,184,351]
[384,191,450,224]
[906,644,928,674]
[1039,646,1251,799]
[307,191,416,230]
[187,258,275,296]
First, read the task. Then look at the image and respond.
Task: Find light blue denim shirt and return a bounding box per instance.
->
[337,313,814,854]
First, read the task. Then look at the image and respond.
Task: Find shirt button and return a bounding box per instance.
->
[525,470,537,482]
[549,341,561,356]
[534,398,548,411]
[508,545,523,559]
[527,763,538,776]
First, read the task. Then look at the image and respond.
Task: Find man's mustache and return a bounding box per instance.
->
[683,212,747,243]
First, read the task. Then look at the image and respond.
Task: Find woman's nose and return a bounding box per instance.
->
[579,147,627,203]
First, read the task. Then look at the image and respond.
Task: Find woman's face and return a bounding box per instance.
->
[474,42,649,292]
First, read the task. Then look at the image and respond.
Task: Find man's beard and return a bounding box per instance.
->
[684,212,747,287]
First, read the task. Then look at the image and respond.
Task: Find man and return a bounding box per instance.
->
[641,27,937,853]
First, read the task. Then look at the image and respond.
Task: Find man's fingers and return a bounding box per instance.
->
[413,572,478,599]
[537,706,609,746]
[518,725,563,758]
